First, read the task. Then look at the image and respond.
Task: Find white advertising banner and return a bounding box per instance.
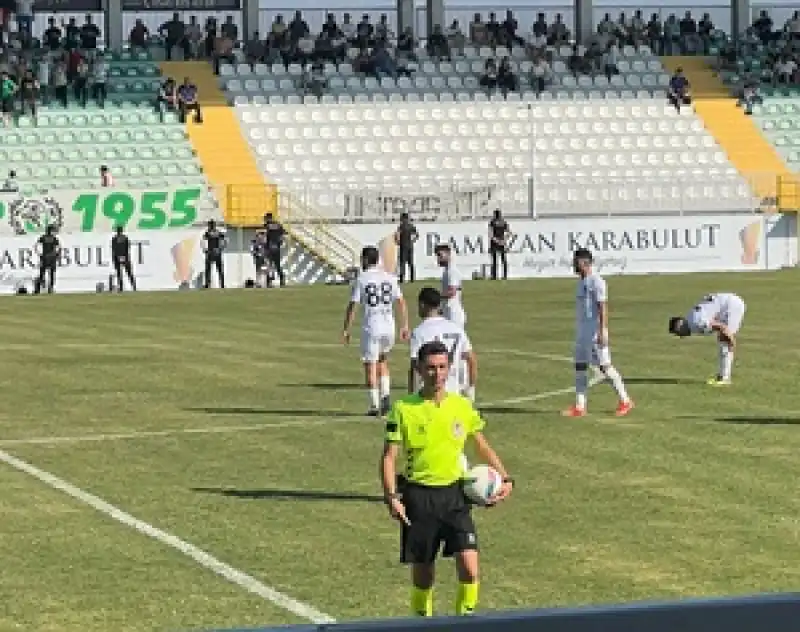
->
[0,228,208,294]
[339,214,777,279]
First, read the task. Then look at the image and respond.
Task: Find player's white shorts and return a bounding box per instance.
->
[574,329,611,367]
[361,332,395,363]
[720,296,747,334]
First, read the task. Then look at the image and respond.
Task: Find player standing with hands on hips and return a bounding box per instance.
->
[343,246,410,416]
[488,210,510,281]
[381,340,513,617]
[202,219,226,289]
[668,292,746,385]
[564,248,633,417]
[264,212,286,288]
[111,226,136,292]
[394,212,418,283]
[435,244,466,328]
[34,225,60,294]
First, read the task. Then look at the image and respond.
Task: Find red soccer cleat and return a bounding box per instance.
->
[615,400,634,417]
[562,405,586,418]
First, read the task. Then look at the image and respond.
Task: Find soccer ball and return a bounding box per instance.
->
[463,464,503,506]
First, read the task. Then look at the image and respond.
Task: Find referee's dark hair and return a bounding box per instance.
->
[417,340,450,365]
[361,245,380,268]
[573,248,593,263]
[434,243,451,255]
[418,287,442,311]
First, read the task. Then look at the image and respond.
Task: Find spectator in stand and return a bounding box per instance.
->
[44,17,61,51]
[647,14,662,54]
[526,25,547,58]
[36,54,50,104]
[204,17,217,58]
[396,27,417,62]
[679,11,701,54]
[129,19,149,49]
[341,13,357,44]
[16,0,33,41]
[213,32,235,75]
[371,42,397,80]
[314,31,340,64]
[502,10,524,47]
[480,58,497,91]
[376,14,392,42]
[485,12,501,44]
[244,32,265,67]
[530,52,552,93]
[297,32,315,66]
[91,53,108,107]
[427,25,450,60]
[100,165,113,187]
[302,61,326,98]
[698,13,715,52]
[497,57,518,94]
[186,16,203,58]
[159,13,189,61]
[531,13,547,42]
[289,10,310,45]
[470,14,489,46]
[221,15,238,42]
[53,57,68,107]
[787,11,800,39]
[753,10,773,44]
[178,77,202,124]
[668,67,691,112]
[266,15,287,62]
[19,70,37,118]
[356,15,374,46]
[603,40,620,80]
[156,77,177,121]
[549,14,570,45]
[446,20,465,55]
[64,17,80,50]
[663,14,680,55]
[628,10,646,46]
[74,54,89,106]
[80,15,101,56]
[1,71,16,126]
[321,13,340,39]
[737,80,763,115]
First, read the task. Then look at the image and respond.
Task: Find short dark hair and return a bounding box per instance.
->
[417,340,450,364]
[573,248,593,263]
[434,243,451,254]
[418,287,441,310]
[361,246,379,267]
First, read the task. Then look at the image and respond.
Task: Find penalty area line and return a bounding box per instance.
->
[0,448,337,624]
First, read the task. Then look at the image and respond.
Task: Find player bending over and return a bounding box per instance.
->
[343,246,410,416]
[434,244,467,328]
[564,248,634,417]
[381,340,513,617]
[668,292,746,386]
[409,287,477,402]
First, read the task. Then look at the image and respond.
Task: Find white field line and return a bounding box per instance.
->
[0,348,602,446]
[0,448,337,624]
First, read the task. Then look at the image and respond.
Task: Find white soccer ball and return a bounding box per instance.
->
[463,464,503,506]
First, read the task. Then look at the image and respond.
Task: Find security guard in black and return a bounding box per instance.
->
[488,210,510,281]
[202,219,226,289]
[35,225,60,294]
[111,226,136,291]
[394,212,418,283]
[264,212,286,287]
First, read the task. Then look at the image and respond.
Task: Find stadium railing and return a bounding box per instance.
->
[204,592,800,632]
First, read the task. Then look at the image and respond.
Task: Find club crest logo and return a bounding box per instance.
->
[4,196,64,235]
[452,420,465,438]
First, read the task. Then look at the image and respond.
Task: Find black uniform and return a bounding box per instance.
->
[251,235,269,285]
[395,220,418,283]
[203,228,226,288]
[264,220,286,287]
[35,233,60,294]
[111,233,136,291]
[488,217,510,281]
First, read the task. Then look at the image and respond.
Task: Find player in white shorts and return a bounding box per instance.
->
[668,292,746,386]
[409,286,477,473]
[343,246,410,416]
[409,287,477,401]
[564,248,634,418]
[434,244,467,328]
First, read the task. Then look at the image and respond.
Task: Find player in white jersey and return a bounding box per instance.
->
[564,248,634,418]
[434,244,467,328]
[409,287,477,401]
[343,246,409,416]
[668,292,746,386]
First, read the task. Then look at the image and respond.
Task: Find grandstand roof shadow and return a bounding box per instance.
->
[622,377,696,385]
[714,415,800,425]
[191,486,383,503]
[185,406,360,417]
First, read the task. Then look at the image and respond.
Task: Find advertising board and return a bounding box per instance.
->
[338,214,773,279]
[0,228,207,294]
[0,188,217,237]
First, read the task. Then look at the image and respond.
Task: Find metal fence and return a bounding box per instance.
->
[216,173,800,227]
[202,592,800,632]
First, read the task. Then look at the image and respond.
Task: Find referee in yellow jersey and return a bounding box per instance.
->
[380,340,513,617]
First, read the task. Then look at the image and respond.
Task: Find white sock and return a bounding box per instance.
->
[719,344,734,380]
[604,366,630,403]
[575,370,588,409]
[369,388,380,410]
[379,375,391,398]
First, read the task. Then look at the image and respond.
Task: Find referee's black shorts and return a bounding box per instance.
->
[400,480,477,564]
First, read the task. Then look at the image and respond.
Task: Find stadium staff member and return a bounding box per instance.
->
[381,340,513,617]
[488,209,510,281]
[394,212,418,283]
[250,230,270,288]
[111,225,137,292]
[264,212,286,287]
[34,224,60,294]
[202,219,226,289]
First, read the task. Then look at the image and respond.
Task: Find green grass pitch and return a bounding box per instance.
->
[1,271,800,632]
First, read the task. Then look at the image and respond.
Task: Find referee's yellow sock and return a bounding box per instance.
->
[456,582,479,615]
[411,586,433,616]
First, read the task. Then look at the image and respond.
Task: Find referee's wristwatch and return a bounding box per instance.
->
[385,492,401,503]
